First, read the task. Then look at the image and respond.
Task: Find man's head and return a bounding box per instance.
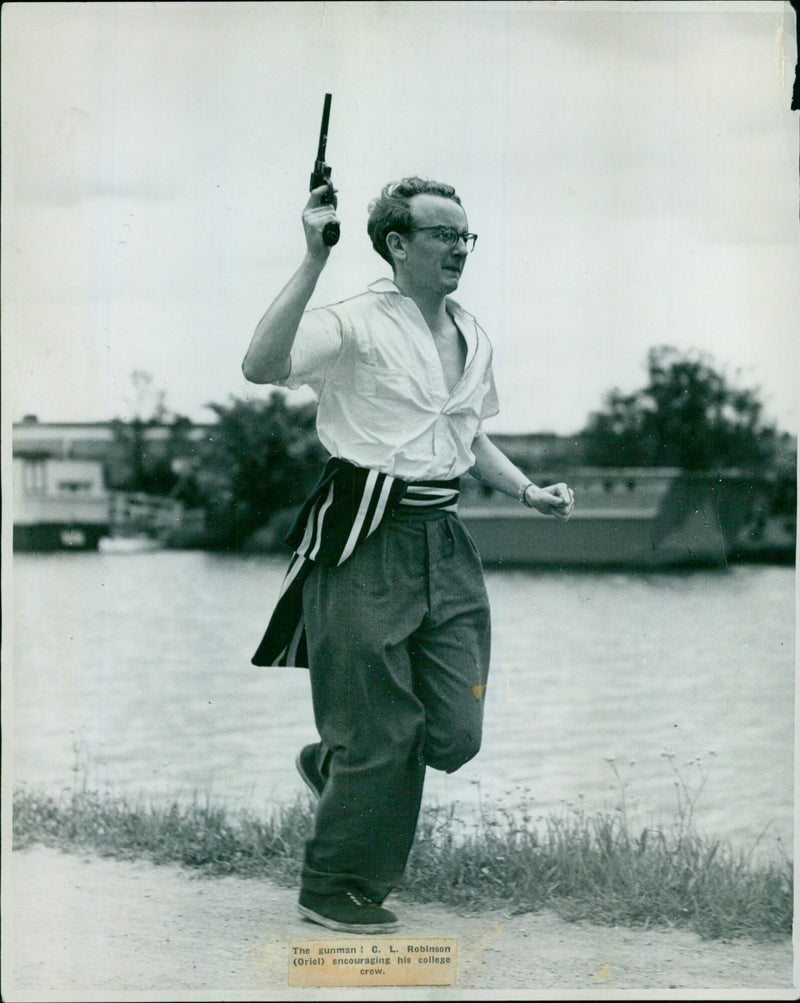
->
[367,177,474,297]
[367,177,463,265]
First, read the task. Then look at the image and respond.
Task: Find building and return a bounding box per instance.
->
[12,417,211,550]
[12,415,216,488]
[13,455,110,550]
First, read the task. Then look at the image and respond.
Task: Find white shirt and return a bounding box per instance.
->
[277,278,499,480]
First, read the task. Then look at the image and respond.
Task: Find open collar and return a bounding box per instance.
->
[367,277,471,324]
[367,278,479,372]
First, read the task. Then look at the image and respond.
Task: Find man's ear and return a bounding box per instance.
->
[385,231,406,263]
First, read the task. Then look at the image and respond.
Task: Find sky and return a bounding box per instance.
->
[2,0,799,436]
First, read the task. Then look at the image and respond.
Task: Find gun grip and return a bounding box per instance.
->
[310,172,339,245]
[322,220,340,246]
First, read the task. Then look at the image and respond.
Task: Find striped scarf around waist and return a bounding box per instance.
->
[286,458,460,568]
[251,458,461,667]
[396,481,460,513]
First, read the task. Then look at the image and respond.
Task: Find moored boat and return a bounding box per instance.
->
[98,533,165,554]
[13,455,187,553]
[12,457,111,552]
[459,467,773,568]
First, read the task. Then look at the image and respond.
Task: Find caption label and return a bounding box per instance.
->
[288,937,457,987]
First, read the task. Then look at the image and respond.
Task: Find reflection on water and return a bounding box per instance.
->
[11,551,794,853]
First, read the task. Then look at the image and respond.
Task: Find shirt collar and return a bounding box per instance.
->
[367,277,402,295]
[367,278,470,323]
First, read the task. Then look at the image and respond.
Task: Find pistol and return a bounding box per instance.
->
[309,93,340,247]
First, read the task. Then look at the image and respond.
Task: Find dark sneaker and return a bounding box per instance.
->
[298,889,399,934]
[296,743,326,799]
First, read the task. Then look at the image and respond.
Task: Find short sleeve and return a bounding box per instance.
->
[479,359,500,423]
[275,306,343,394]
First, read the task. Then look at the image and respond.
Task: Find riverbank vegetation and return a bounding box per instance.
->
[13,774,791,943]
[580,345,793,471]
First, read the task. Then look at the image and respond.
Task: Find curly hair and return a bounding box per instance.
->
[367,177,462,266]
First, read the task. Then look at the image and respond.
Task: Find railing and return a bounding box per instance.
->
[108,492,184,534]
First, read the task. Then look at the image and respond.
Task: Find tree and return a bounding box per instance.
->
[198,392,327,548]
[110,370,191,494]
[581,346,782,470]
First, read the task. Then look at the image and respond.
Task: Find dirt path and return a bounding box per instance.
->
[4,846,795,999]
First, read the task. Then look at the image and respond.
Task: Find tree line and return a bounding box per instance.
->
[116,347,796,548]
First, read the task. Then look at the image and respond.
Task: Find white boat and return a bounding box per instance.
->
[98,534,165,554]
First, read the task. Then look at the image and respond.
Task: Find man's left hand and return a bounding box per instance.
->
[525,483,575,520]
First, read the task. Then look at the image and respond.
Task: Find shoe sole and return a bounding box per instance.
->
[298,903,399,934]
[295,751,323,800]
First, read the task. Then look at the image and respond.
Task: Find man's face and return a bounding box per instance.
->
[397,194,470,296]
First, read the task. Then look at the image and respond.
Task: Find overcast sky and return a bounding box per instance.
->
[3,1,799,435]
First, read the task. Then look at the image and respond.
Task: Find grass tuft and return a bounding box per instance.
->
[12,788,310,883]
[402,800,792,941]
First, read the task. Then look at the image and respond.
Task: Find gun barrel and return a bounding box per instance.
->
[316,93,332,162]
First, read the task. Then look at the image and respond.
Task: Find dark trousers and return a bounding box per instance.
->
[300,508,491,903]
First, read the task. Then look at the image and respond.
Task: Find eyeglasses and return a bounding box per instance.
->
[408,226,478,252]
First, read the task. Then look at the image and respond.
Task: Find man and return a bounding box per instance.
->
[243,177,574,934]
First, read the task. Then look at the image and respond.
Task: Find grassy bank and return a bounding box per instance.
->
[13,784,791,942]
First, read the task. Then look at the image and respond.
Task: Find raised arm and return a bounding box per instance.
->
[470,432,575,520]
[242,185,339,384]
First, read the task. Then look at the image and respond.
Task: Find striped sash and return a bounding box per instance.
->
[251,458,460,668]
[397,482,459,513]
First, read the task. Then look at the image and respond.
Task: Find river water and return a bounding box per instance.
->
[10,551,795,855]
